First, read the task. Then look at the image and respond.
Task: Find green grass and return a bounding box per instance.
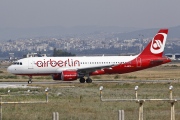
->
[0,75,18,79]
[1,62,180,119]
[0,83,180,120]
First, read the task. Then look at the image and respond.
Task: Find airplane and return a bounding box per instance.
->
[7,29,171,84]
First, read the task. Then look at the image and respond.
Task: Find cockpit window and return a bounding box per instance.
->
[13,62,22,65]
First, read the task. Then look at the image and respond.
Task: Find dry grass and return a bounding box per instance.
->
[91,63,180,81]
[1,62,180,82]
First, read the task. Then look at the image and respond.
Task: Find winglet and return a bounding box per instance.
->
[139,29,168,57]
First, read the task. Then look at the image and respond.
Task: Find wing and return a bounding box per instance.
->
[77,64,115,74]
[56,64,115,74]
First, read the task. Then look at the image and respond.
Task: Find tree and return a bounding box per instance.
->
[53,48,76,57]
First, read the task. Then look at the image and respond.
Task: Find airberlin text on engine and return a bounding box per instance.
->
[36,59,80,67]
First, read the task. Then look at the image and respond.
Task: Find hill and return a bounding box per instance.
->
[0,25,179,41]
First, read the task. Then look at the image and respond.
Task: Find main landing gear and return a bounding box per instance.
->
[79,77,92,83]
[28,76,32,84]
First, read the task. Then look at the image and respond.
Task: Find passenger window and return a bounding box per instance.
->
[20,62,22,65]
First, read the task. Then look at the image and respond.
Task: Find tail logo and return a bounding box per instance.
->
[150,33,167,54]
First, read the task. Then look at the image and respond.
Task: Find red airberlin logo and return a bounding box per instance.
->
[150,33,167,54]
[35,59,80,67]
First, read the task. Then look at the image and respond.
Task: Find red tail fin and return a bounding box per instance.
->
[139,29,168,57]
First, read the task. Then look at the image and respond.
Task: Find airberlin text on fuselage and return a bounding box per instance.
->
[36,59,80,67]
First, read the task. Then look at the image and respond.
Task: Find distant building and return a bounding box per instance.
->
[23,53,47,58]
[9,53,15,60]
[165,53,180,60]
[175,53,180,60]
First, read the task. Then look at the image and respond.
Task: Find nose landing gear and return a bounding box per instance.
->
[28,76,32,84]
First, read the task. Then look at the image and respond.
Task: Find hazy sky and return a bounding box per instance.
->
[0,0,180,28]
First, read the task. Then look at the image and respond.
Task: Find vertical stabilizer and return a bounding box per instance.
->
[139,29,168,57]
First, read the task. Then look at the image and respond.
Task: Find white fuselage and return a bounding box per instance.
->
[8,56,137,75]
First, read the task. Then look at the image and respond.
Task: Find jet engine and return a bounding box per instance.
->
[52,71,78,81]
[61,71,78,81]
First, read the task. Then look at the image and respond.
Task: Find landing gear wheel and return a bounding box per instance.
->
[28,76,32,84]
[79,78,85,83]
[28,80,32,84]
[86,78,92,83]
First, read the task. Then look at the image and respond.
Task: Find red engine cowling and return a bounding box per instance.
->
[61,71,78,81]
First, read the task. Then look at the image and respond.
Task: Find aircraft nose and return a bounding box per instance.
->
[7,66,11,73]
[7,66,13,73]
